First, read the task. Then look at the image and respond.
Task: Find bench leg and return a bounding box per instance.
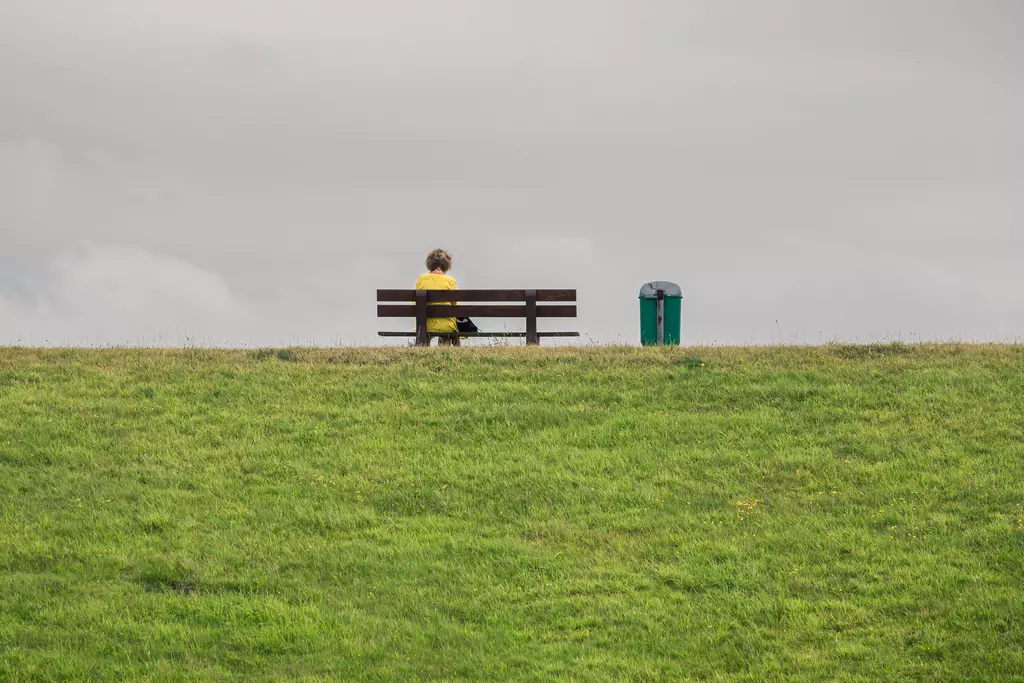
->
[526,289,539,345]
[415,290,429,346]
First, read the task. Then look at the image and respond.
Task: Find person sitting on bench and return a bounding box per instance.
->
[415,248,460,346]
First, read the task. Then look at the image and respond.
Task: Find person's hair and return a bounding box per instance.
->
[425,248,453,273]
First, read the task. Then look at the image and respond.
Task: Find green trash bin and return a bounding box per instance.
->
[639,281,682,346]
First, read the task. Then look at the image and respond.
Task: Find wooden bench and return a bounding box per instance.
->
[377,289,579,346]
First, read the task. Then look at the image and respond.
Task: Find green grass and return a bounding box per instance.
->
[1,344,1023,681]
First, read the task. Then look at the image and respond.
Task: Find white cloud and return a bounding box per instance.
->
[1,245,245,345]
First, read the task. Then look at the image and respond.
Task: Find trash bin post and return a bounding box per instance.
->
[656,289,665,345]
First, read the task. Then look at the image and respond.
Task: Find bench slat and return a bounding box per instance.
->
[377,289,576,302]
[377,304,577,318]
[378,331,581,338]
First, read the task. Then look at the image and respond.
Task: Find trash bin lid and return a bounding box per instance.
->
[639,281,682,298]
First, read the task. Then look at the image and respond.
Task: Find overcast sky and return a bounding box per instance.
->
[2,1,1021,346]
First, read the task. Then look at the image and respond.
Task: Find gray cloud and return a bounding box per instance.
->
[2,0,1022,345]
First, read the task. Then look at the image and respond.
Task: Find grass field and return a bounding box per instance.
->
[1,344,1023,681]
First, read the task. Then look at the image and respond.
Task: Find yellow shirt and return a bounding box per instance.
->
[415,272,458,333]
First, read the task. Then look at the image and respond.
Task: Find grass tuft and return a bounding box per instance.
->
[826,341,913,359]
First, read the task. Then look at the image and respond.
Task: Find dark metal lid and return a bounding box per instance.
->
[639,281,682,298]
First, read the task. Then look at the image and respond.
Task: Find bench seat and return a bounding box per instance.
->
[378,331,580,338]
[377,288,578,346]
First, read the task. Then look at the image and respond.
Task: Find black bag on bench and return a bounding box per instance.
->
[457,317,479,334]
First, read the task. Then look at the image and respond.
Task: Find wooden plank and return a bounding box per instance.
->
[376,289,576,302]
[525,289,538,345]
[378,332,581,338]
[377,304,576,318]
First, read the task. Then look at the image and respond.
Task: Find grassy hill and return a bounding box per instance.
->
[1,344,1023,681]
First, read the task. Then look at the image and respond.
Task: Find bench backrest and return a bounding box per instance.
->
[377,289,577,345]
